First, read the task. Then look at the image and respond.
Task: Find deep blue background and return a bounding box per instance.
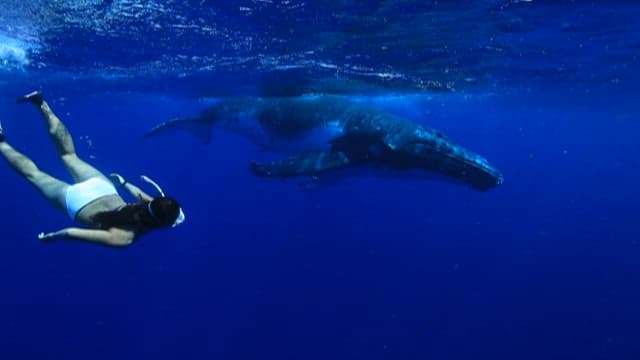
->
[1,1,639,359]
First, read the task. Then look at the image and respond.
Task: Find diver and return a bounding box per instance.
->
[0,91,184,247]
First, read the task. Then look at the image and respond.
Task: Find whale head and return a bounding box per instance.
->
[384,127,503,191]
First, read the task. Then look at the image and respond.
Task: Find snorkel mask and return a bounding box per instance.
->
[141,175,186,228]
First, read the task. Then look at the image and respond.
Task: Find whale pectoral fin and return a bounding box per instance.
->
[144,118,212,144]
[298,175,321,190]
[249,151,350,178]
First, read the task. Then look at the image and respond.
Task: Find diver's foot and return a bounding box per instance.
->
[16,90,44,106]
[0,120,5,142]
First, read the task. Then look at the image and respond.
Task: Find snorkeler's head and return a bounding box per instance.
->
[147,197,181,227]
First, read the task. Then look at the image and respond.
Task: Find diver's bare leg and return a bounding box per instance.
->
[18,91,108,183]
[0,140,68,213]
[41,101,77,156]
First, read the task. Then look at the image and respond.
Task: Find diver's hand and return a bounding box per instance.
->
[109,173,127,187]
[38,230,67,242]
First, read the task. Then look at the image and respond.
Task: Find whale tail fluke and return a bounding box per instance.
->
[144,118,213,144]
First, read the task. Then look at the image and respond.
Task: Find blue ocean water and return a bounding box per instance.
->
[0,1,639,359]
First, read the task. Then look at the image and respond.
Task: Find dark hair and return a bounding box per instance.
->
[92,197,181,230]
[147,197,181,227]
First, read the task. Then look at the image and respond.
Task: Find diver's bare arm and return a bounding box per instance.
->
[110,173,153,202]
[38,228,134,247]
[123,182,154,202]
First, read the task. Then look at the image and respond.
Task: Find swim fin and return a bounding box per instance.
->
[16,90,44,106]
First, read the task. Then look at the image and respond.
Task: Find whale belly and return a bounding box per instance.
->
[268,120,345,154]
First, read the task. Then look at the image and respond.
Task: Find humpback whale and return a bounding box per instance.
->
[145,96,503,191]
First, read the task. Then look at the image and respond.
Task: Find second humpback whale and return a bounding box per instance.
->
[145,96,503,191]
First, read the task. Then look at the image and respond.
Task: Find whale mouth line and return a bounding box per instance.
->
[404,145,504,190]
[404,139,502,183]
[442,152,503,179]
